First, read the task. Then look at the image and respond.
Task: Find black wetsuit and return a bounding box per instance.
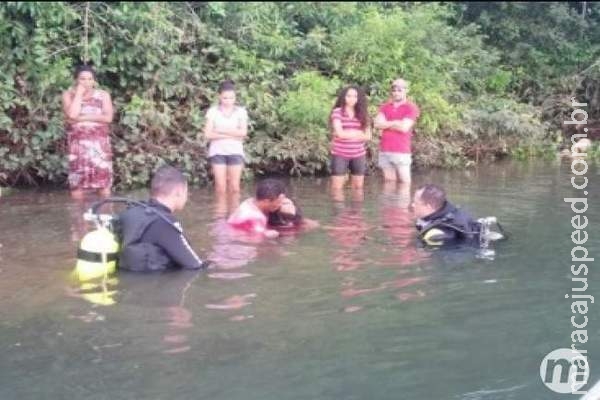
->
[415,201,481,246]
[117,199,206,271]
[268,201,303,228]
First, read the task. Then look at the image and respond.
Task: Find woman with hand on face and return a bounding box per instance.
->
[62,65,114,200]
[329,85,372,195]
[203,80,248,195]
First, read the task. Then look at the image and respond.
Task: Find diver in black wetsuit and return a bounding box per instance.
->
[412,184,486,247]
[117,166,208,271]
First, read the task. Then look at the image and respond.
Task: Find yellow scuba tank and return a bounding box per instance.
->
[75,213,119,281]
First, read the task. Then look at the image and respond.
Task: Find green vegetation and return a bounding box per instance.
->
[1,2,599,189]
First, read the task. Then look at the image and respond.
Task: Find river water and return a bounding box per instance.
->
[0,159,598,400]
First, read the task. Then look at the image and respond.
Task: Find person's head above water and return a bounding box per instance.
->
[412,184,446,219]
[150,165,189,212]
[255,178,286,213]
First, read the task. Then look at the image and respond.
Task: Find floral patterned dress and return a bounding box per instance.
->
[66,90,112,190]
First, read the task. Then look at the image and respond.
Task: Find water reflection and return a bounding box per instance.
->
[66,277,120,306]
[202,215,260,323]
[330,185,364,203]
[206,219,259,272]
[205,293,256,310]
[325,183,431,312]
[213,190,240,219]
[162,288,195,353]
[67,201,88,243]
[4,161,598,400]
[205,190,304,322]
[325,190,376,313]
[326,192,370,272]
[377,182,429,268]
[120,270,202,355]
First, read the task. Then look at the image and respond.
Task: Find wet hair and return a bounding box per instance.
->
[73,64,96,80]
[151,165,187,197]
[268,202,303,227]
[331,85,370,129]
[417,184,446,210]
[218,80,236,94]
[256,179,285,201]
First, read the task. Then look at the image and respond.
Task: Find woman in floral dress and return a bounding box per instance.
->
[62,65,114,199]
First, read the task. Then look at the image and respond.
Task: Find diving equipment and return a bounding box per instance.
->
[75,210,119,281]
[74,197,143,281]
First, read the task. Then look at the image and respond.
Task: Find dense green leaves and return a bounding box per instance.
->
[1,2,596,188]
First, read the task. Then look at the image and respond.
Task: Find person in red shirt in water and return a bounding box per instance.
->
[374,78,420,184]
[227,179,318,238]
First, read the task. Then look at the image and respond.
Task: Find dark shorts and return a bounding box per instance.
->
[330,155,367,176]
[209,154,245,166]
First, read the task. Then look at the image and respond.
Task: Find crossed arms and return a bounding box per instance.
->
[373,113,415,132]
[203,109,248,141]
[331,118,371,141]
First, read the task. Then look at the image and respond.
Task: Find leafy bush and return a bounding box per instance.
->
[2,2,590,189]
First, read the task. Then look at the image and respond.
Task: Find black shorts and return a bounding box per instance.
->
[330,155,367,176]
[209,154,244,166]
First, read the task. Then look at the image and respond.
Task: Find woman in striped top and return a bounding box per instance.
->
[329,85,371,193]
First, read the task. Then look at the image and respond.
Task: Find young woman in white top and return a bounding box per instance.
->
[203,81,248,194]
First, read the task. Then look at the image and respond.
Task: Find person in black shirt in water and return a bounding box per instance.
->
[267,196,304,229]
[412,184,483,247]
[118,165,209,271]
[266,185,319,232]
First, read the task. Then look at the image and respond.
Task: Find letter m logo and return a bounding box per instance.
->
[543,358,572,384]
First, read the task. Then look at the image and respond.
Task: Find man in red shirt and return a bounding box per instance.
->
[374,78,420,184]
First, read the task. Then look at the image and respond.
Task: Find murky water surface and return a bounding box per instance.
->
[1,160,598,400]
